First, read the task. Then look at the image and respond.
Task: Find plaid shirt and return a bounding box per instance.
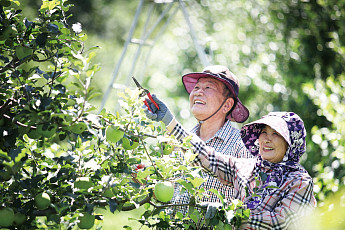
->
[169,120,252,216]
[171,122,316,229]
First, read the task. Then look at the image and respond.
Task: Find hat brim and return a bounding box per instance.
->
[182,72,237,95]
[244,116,291,145]
[182,72,249,123]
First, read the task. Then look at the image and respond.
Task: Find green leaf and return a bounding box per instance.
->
[190,211,199,224]
[243,209,250,218]
[186,177,204,188]
[35,32,48,47]
[122,137,139,150]
[71,122,88,134]
[136,168,154,180]
[105,126,124,143]
[1,0,11,7]
[108,199,118,213]
[176,179,193,191]
[209,188,225,205]
[216,221,225,230]
[162,143,174,155]
[15,46,33,59]
[40,0,58,11]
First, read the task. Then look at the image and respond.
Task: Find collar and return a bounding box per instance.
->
[190,120,234,143]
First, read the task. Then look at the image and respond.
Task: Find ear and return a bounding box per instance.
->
[222,97,234,114]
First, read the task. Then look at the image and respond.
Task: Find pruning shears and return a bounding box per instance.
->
[132,76,160,112]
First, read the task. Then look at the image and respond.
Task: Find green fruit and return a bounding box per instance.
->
[154,181,174,203]
[74,177,93,190]
[0,207,15,227]
[122,137,139,150]
[35,192,51,210]
[13,212,26,226]
[78,212,95,229]
[71,122,88,134]
[106,126,124,143]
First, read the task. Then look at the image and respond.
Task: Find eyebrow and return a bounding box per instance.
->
[196,79,219,85]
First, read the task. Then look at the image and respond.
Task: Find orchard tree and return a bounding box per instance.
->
[0,0,248,229]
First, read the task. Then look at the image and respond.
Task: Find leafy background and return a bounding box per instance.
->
[4,0,345,229]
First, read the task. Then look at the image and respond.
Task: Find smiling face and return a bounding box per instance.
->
[189,77,233,121]
[258,125,289,163]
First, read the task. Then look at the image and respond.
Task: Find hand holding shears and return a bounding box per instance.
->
[132,76,160,112]
[132,76,174,126]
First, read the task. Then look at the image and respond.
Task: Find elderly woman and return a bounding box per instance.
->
[144,97,316,229]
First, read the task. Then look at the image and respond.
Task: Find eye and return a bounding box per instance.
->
[272,130,281,136]
[205,84,215,90]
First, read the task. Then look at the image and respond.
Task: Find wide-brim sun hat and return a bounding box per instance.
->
[182,65,249,123]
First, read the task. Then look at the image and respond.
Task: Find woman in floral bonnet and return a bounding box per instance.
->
[237,112,317,229]
[168,111,317,229]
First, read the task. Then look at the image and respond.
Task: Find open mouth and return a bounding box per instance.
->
[263,147,273,151]
[194,100,205,105]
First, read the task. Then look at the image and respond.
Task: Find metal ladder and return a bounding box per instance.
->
[99,0,211,112]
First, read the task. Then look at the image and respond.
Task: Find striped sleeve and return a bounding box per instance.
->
[171,122,255,188]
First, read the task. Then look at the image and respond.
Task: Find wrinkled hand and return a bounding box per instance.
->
[142,94,174,126]
[199,202,222,219]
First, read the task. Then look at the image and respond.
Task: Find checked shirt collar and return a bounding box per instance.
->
[190,119,234,144]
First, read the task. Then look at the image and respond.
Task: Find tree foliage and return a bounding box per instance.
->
[265,0,345,203]
[0,0,249,229]
[1,0,345,229]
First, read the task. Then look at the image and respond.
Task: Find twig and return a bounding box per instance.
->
[148,201,205,210]
[139,136,164,179]
[33,194,153,216]
[98,117,157,138]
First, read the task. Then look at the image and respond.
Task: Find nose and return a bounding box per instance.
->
[191,88,203,97]
[261,133,271,143]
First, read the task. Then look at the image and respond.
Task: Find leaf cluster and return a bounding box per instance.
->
[0,2,241,229]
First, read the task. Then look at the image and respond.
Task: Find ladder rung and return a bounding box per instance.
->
[130,38,154,46]
[154,0,177,3]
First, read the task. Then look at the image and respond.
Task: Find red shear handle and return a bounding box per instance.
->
[143,100,152,112]
[147,93,160,110]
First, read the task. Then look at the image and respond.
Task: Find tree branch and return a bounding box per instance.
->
[0,98,18,116]
[2,114,36,129]
[33,194,154,216]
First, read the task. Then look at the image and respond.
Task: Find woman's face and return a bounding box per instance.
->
[258,125,288,163]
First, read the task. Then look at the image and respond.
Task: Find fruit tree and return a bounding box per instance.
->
[0,0,249,229]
